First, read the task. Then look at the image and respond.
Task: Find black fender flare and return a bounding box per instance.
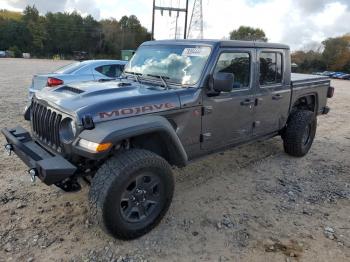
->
[75,115,188,167]
[290,92,318,113]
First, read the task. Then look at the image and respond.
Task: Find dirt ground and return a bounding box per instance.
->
[0,58,349,262]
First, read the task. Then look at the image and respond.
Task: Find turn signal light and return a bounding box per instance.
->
[96,143,113,152]
[78,139,112,153]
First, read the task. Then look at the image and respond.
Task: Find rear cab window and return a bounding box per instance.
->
[259,52,283,86]
[95,64,124,78]
[214,52,251,90]
[54,62,83,74]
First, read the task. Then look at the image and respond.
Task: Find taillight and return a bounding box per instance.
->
[47,77,63,87]
[327,86,335,98]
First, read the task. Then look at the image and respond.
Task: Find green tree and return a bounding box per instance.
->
[9,45,22,57]
[100,18,122,57]
[322,35,350,71]
[82,15,102,55]
[44,11,100,57]
[0,6,151,59]
[0,18,29,51]
[230,26,268,42]
[292,50,326,73]
[23,5,46,55]
[118,15,151,50]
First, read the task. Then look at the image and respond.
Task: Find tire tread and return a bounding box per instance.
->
[89,149,174,240]
[283,110,317,157]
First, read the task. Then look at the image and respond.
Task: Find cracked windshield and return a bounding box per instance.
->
[124,45,211,86]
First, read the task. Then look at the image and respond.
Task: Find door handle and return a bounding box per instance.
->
[272,94,283,100]
[255,97,263,106]
[241,99,255,106]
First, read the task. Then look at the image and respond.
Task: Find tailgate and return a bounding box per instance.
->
[290,73,331,115]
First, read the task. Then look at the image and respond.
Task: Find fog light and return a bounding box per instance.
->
[28,169,37,183]
[78,139,112,153]
[5,144,13,156]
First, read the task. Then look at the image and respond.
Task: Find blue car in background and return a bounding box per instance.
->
[321,71,335,77]
[331,72,347,79]
[339,74,350,80]
[320,71,350,80]
[29,59,127,98]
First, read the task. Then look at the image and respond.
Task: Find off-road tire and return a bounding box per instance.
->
[89,149,174,240]
[282,110,317,157]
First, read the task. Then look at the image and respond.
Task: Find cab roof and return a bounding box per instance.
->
[142,39,290,50]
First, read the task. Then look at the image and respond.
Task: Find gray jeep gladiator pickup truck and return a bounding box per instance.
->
[2,40,334,239]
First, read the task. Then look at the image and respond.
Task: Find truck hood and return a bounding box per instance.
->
[34,79,181,124]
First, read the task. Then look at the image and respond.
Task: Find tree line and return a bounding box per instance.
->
[229,26,350,74]
[0,6,151,59]
[230,26,268,42]
[1,7,349,73]
[292,35,350,73]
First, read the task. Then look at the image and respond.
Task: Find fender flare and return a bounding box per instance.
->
[76,115,188,167]
[290,92,318,113]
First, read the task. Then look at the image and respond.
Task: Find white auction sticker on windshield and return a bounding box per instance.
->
[182,47,210,57]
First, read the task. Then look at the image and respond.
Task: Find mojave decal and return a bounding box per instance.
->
[99,102,176,119]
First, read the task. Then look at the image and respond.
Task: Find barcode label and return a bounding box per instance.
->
[182,47,211,57]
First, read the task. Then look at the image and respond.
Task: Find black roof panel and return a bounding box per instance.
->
[142,39,289,50]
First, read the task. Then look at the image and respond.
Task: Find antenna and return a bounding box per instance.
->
[187,0,203,39]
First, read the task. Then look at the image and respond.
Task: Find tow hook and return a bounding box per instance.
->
[28,168,37,183]
[4,144,13,156]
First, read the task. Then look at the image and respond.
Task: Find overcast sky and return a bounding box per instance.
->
[1,0,350,50]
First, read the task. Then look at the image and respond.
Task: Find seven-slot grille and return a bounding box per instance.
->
[31,101,62,150]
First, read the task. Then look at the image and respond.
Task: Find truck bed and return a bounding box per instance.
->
[290,73,330,115]
[291,73,329,85]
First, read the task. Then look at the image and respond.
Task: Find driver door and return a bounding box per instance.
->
[201,49,256,150]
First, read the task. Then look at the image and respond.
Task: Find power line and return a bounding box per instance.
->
[152,0,189,40]
[169,0,182,39]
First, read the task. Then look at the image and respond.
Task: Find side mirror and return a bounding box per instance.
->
[212,72,234,93]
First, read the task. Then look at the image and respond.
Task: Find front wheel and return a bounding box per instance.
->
[89,149,174,240]
[282,110,317,157]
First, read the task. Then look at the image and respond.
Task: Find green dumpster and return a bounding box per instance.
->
[121,50,136,61]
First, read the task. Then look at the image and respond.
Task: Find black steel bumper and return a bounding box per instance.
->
[322,106,330,115]
[1,126,77,185]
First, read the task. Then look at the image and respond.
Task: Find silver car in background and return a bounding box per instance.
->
[29,59,127,98]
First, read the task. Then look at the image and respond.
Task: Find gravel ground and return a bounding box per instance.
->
[0,58,349,262]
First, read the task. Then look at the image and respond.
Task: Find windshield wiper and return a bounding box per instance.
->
[124,71,142,83]
[146,74,170,89]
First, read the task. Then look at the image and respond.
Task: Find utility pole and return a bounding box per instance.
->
[184,0,189,39]
[151,0,189,40]
[151,0,156,40]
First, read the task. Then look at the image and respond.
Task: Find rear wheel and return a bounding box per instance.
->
[282,110,317,157]
[89,149,174,240]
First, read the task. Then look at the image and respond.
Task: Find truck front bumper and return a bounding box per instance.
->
[1,126,77,185]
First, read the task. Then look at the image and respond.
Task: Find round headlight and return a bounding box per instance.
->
[59,118,76,143]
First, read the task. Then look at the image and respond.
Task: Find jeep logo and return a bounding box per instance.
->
[99,103,175,119]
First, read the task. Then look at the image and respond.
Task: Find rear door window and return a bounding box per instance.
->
[259,52,283,86]
[95,65,123,78]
